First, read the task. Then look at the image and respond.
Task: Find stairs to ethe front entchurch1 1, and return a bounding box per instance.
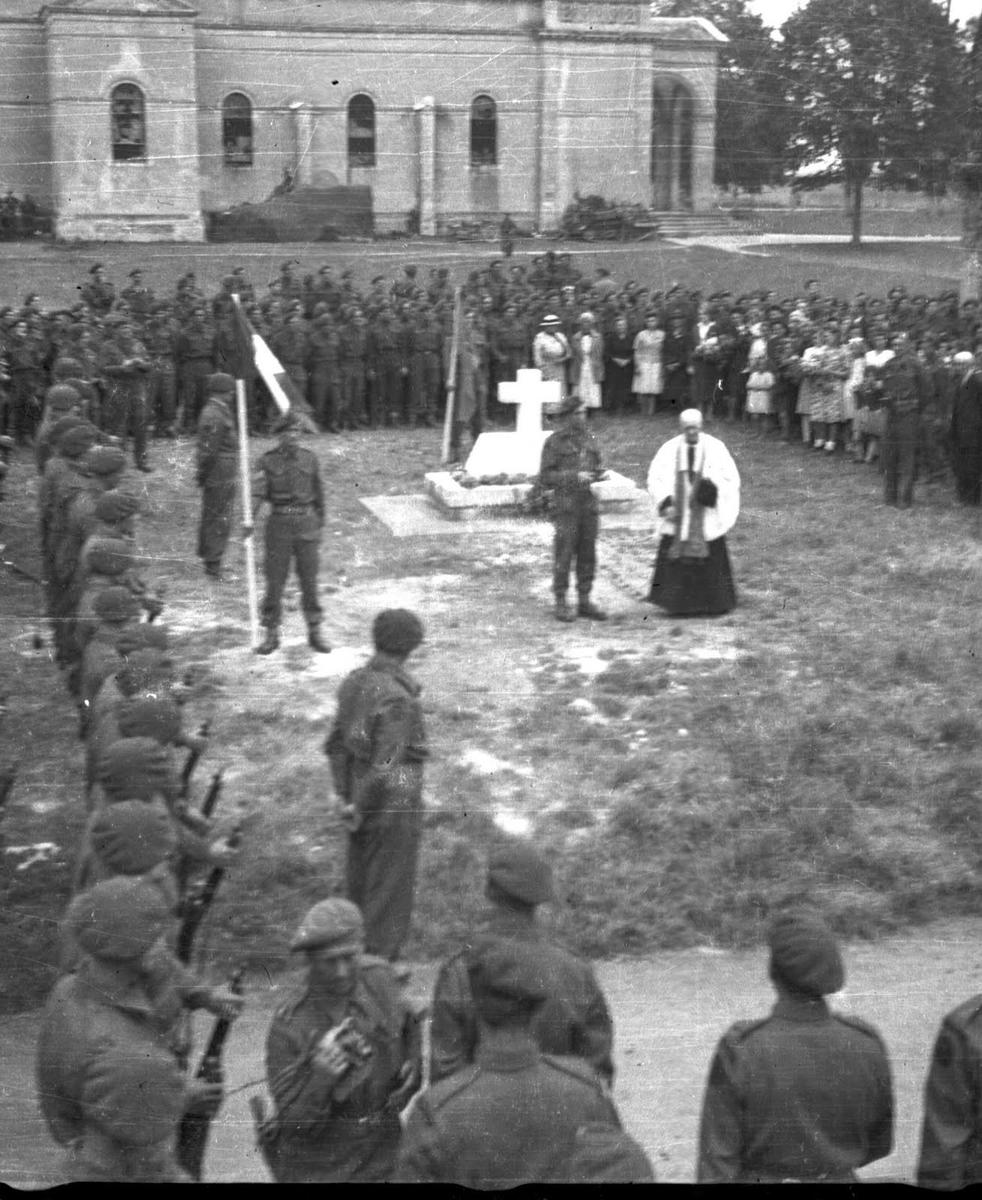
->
[637,210,738,239]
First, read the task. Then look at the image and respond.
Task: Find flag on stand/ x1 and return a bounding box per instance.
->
[230,294,317,430]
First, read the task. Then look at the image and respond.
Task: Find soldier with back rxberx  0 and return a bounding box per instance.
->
[37,877,226,1182]
[429,838,614,1088]
[324,609,426,964]
[918,978,982,1188]
[697,908,893,1184]
[250,410,330,655]
[396,939,634,1187]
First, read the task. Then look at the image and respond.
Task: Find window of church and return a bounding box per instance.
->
[111,83,146,162]
[223,93,254,167]
[347,95,376,169]
[470,95,497,167]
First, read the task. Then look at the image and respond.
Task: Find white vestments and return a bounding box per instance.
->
[646,432,740,542]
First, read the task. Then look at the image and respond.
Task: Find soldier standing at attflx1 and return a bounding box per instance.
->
[538,393,608,624]
[324,610,426,963]
[878,330,929,509]
[195,372,237,581]
[250,410,330,655]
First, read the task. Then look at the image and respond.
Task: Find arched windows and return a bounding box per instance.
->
[347,94,376,168]
[111,83,146,161]
[470,95,497,166]
[223,93,254,166]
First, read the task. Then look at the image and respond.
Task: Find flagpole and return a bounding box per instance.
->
[441,286,463,465]
[235,379,260,650]
[230,297,261,650]
[234,379,260,649]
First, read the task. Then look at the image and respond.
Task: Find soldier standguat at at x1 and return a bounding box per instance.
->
[250,410,330,656]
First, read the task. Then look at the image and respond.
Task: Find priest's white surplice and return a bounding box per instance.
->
[646,432,741,542]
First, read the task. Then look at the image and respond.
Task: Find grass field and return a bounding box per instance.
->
[2,232,980,1012]
[735,205,963,239]
[4,214,964,313]
[752,240,965,288]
